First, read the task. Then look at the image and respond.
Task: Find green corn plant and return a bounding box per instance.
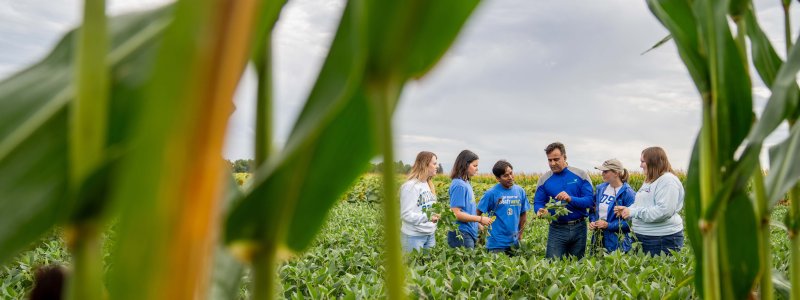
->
[645,0,800,298]
[0,0,481,299]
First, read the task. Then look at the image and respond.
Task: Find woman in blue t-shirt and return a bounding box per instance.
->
[447,150,493,248]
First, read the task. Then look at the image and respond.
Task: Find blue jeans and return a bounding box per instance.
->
[401,233,435,253]
[446,230,477,248]
[546,221,587,259]
[635,231,684,256]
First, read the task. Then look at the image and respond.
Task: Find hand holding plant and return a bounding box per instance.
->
[541,197,571,222]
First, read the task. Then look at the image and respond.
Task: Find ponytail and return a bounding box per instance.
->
[619,168,629,182]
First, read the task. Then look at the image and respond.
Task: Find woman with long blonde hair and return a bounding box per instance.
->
[399,151,441,252]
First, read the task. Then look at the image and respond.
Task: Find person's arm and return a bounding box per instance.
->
[629,180,683,222]
[588,188,599,222]
[608,189,635,232]
[533,177,548,215]
[567,175,595,209]
[450,207,491,225]
[400,184,429,225]
[518,212,527,239]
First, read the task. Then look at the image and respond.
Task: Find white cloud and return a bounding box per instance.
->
[2,0,797,173]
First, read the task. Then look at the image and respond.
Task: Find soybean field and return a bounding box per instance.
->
[2,174,793,299]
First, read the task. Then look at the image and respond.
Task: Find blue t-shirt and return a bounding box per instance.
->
[449,178,478,239]
[478,184,530,249]
[533,166,594,223]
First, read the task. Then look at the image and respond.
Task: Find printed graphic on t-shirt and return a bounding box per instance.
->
[417,189,435,214]
[599,185,616,220]
[600,188,616,205]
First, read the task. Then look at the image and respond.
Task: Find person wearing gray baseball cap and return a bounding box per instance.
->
[589,159,636,254]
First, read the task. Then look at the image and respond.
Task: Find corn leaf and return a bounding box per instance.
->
[745,9,799,144]
[0,6,171,265]
[766,124,800,206]
[109,0,259,297]
[720,193,760,298]
[646,0,709,94]
[683,136,704,295]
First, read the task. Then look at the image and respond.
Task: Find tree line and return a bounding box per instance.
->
[226,159,443,174]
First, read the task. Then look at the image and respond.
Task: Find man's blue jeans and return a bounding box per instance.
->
[545,220,587,259]
[635,231,684,256]
[447,230,477,249]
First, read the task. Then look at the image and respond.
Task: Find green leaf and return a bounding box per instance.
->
[0,5,171,265]
[547,283,560,298]
[683,135,704,296]
[719,193,760,298]
[402,0,480,79]
[109,0,256,296]
[226,0,481,253]
[693,0,752,168]
[640,35,672,55]
[745,9,799,144]
[645,0,709,94]
[226,0,369,248]
[766,124,800,206]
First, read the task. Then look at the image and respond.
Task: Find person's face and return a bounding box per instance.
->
[468,160,479,177]
[640,154,647,173]
[547,149,567,173]
[601,170,617,183]
[427,156,438,177]
[497,166,514,188]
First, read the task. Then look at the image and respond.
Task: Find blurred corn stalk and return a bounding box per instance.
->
[645,0,800,298]
[0,0,479,299]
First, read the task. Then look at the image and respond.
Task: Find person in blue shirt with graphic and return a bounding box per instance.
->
[447,150,493,248]
[477,160,529,256]
[588,158,635,253]
[534,142,594,259]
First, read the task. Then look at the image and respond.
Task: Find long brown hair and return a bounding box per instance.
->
[642,147,674,183]
[408,151,437,196]
[450,150,479,181]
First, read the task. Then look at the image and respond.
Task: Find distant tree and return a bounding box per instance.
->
[227,159,254,173]
[370,160,411,174]
[436,163,444,174]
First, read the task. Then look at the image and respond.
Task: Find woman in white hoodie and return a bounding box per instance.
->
[614,147,685,256]
[399,151,441,252]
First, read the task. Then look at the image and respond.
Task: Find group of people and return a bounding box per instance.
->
[398,142,685,259]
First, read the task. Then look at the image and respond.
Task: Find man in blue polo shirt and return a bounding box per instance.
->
[478,160,529,255]
[534,142,594,259]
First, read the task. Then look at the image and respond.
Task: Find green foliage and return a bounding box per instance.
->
[645,0,800,298]
[228,159,255,173]
[542,197,572,222]
[3,202,796,299]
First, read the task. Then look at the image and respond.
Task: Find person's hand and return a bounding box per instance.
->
[555,191,572,202]
[614,206,630,219]
[588,221,597,230]
[595,219,608,229]
[478,215,492,226]
[537,208,549,217]
[430,214,440,223]
[478,224,485,232]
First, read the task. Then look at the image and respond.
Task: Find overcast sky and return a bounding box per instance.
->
[1,0,796,173]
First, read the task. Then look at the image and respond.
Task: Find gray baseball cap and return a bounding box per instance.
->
[595,158,624,173]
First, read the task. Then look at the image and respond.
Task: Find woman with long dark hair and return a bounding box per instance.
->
[447,150,492,248]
